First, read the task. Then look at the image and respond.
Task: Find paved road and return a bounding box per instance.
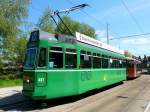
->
[0,74,150,112]
[0,86,27,108]
[0,86,22,98]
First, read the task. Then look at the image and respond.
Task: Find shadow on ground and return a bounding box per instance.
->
[141,72,150,75]
[0,82,123,111]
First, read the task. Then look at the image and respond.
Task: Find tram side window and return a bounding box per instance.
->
[93,55,102,68]
[102,58,109,68]
[112,60,119,68]
[65,49,77,68]
[119,60,123,68]
[38,48,47,67]
[80,50,92,68]
[116,60,120,68]
[49,47,63,68]
[109,58,112,68]
[121,60,126,68]
[111,59,116,68]
[114,59,120,68]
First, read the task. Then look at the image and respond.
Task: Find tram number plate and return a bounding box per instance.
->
[36,73,47,87]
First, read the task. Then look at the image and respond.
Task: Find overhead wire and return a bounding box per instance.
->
[110,32,150,40]
[120,0,144,33]
[30,1,150,41]
[66,0,149,41]
[65,0,121,38]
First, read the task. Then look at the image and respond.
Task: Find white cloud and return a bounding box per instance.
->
[96,30,106,42]
[110,36,150,56]
[93,0,150,56]
[122,38,149,45]
[96,30,106,37]
[96,30,114,43]
[95,30,150,56]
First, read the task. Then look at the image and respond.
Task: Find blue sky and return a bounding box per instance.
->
[27,0,150,56]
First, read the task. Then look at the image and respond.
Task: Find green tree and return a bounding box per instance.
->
[0,0,30,57]
[55,16,96,38]
[124,50,132,58]
[0,0,30,70]
[55,16,80,36]
[0,0,30,38]
[80,23,96,38]
[15,37,27,63]
[37,7,54,33]
[3,36,17,62]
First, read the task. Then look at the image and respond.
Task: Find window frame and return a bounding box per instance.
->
[37,48,47,68]
[101,57,109,68]
[65,48,77,69]
[24,47,37,69]
[80,50,92,69]
[49,46,64,69]
[93,55,102,68]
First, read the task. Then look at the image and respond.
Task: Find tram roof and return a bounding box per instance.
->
[31,30,125,58]
[77,42,125,59]
[126,57,141,63]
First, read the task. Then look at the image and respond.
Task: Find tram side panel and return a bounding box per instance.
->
[78,68,126,94]
[45,70,80,99]
[23,68,126,100]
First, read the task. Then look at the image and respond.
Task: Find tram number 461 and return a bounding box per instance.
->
[38,78,45,82]
[81,72,91,81]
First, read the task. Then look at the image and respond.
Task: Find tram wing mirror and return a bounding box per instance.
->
[49,62,54,68]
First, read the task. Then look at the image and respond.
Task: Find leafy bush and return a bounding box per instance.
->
[0,74,22,80]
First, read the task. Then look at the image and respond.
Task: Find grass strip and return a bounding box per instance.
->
[0,79,22,88]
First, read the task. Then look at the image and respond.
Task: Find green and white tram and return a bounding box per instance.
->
[22,29,126,100]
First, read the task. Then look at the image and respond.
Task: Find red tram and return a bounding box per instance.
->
[126,57,141,78]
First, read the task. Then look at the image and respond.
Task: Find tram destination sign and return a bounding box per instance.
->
[76,32,124,54]
[57,35,76,44]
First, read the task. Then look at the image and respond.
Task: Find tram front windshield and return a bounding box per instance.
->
[24,48,36,68]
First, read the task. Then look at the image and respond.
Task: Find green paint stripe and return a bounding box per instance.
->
[24,68,125,72]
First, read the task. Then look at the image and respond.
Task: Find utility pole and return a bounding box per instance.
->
[106,23,109,44]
